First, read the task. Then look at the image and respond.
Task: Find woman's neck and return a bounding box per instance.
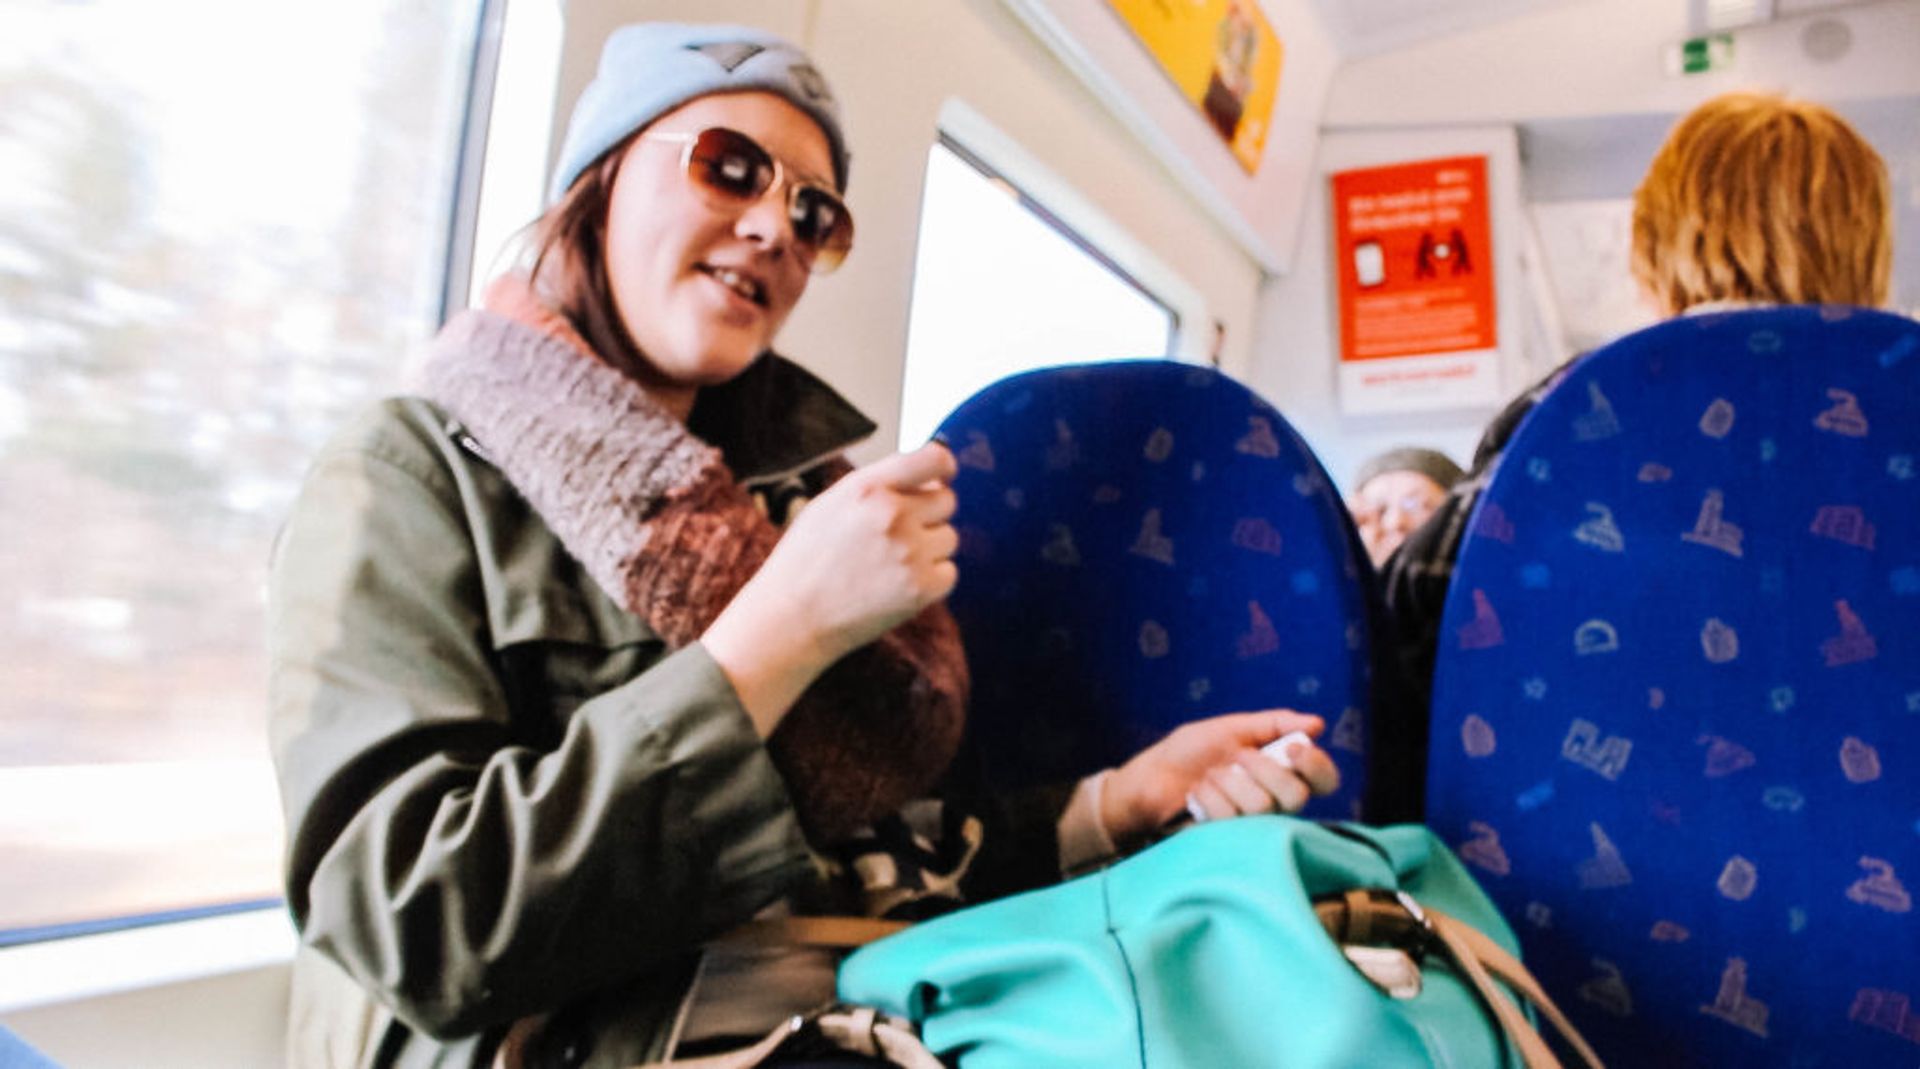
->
[599,342,697,421]
[652,382,698,423]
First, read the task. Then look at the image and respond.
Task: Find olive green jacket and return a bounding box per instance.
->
[268,354,885,1068]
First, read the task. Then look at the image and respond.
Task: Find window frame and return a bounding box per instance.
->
[437,0,511,326]
[894,100,1216,449]
[932,98,1213,364]
[932,130,1182,359]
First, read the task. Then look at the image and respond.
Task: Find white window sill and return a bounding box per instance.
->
[0,907,296,1013]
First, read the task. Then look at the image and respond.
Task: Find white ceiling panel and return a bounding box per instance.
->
[1308,0,1602,58]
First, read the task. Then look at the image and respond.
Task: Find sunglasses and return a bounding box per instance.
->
[642,126,854,274]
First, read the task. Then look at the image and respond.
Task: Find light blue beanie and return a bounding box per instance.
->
[547,22,850,205]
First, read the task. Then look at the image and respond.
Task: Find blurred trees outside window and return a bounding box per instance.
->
[0,0,475,935]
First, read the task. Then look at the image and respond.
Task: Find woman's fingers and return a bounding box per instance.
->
[926,560,958,600]
[867,442,956,491]
[923,522,959,563]
[1189,757,1316,823]
[1211,763,1275,814]
[1186,779,1234,822]
[1267,711,1325,743]
[1184,716,1337,825]
[740,442,968,662]
[1106,709,1346,843]
[1237,752,1310,813]
[902,483,957,527]
[1288,744,1342,797]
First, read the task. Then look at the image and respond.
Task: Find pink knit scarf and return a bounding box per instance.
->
[419,277,968,843]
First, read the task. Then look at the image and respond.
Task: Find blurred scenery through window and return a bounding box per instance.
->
[0,0,474,936]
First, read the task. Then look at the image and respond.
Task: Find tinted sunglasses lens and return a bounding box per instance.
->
[790,186,854,271]
[686,128,772,201]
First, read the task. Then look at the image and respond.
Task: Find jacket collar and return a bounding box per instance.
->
[688,351,876,484]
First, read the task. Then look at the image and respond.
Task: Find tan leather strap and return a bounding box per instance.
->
[1425,911,1565,1069]
[706,915,910,950]
[1425,909,1605,1069]
[1313,895,1604,1069]
[1315,893,1421,947]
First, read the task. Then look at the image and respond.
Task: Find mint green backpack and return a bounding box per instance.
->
[834,816,1601,1068]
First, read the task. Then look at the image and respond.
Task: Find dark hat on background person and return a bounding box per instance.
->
[547,22,851,205]
[1353,447,1465,492]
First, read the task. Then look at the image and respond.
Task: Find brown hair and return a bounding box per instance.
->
[521,134,778,456]
[1630,92,1890,315]
[524,138,651,379]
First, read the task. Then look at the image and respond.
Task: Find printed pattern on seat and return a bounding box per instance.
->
[1425,307,1920,1067]
[935,360,1370,819]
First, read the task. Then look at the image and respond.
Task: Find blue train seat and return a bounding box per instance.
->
[933,360,1373,820]
[1425,307,1920,1066]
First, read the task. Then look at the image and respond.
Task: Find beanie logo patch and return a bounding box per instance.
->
[789,64,831,104]
[689,41,767,73]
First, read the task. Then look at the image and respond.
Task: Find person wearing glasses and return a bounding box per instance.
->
[1347,446,1465,569]
[269,23,1337,1068]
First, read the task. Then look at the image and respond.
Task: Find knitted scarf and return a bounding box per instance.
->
[419,277,968,843]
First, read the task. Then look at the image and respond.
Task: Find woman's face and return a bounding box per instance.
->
[1351,470,1449,567]
[603,91,836,397]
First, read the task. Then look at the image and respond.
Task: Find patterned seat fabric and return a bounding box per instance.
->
[934,360,1372,820]
[1425,307,1920,1066]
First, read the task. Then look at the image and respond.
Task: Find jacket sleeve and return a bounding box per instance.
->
[267,416,813,1039]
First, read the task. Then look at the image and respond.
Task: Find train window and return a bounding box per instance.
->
[896,129,1182,448]
[0,0,485,940]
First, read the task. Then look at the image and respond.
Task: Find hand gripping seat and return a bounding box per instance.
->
[933,360,1374,820]
[1425,307,1920,1066]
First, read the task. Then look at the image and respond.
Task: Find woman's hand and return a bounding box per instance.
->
[761,442,959,658]
[702,443,959,735]
[1099,711,1340,850]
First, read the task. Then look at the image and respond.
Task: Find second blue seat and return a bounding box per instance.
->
[933,360,1373,819]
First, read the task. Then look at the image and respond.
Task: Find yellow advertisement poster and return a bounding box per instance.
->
[1107,0,1283,174]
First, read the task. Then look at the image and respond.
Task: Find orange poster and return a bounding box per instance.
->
[1107,0,1283,174]
[1332,156,1496,364]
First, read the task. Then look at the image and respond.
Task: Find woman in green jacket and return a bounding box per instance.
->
[268,22,1339,1068]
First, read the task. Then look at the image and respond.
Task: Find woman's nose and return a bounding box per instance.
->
[734,186,795,251]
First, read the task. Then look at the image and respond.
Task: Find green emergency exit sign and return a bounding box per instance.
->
[1670,33,1734,75]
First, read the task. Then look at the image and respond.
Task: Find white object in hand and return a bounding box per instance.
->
[1186,793,1210,824]
[1261,730,1314,769]
[1185,730,1317,823]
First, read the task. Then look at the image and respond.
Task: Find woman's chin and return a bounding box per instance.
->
[641,334,767,387]
[684,351,765,386]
